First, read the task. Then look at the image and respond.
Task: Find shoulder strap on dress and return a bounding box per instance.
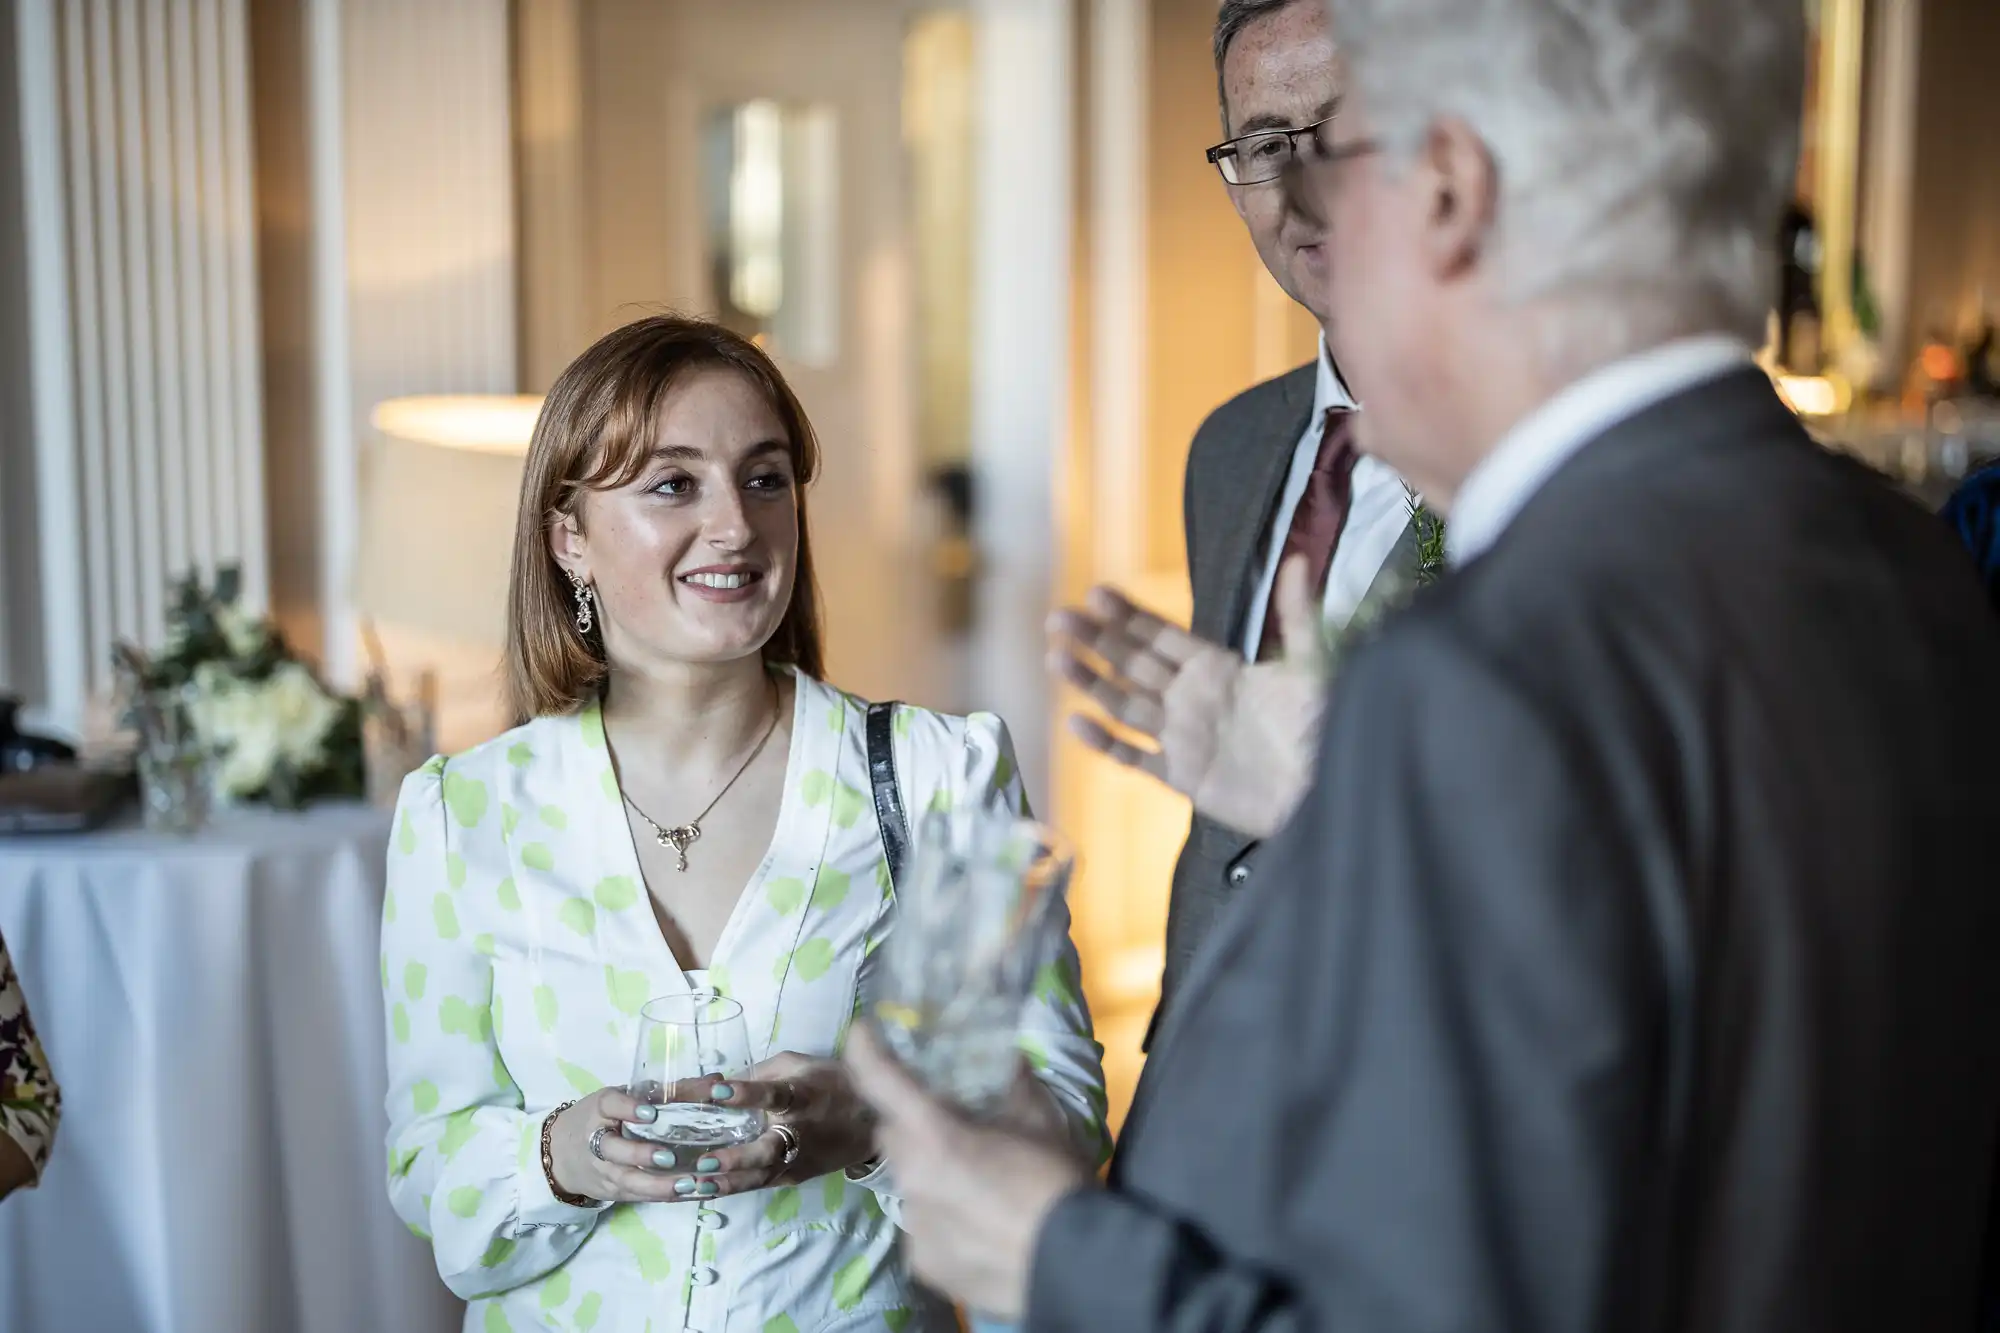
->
[865,702,910,892]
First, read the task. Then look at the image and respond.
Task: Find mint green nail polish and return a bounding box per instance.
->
[695,1181,718,1197]
[695,1156,720,1173]
[708,1083,734,1101]
[652,1149,676,1168]
[673,1178,695,1195]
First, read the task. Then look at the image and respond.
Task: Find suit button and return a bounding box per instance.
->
[1228,864,1250,886]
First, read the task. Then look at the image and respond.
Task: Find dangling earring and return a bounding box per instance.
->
[568,570,595,636]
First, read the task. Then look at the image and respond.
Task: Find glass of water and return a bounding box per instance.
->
[873,809,1075,1116]
[131,683,216,836]
[626,993,765,1161]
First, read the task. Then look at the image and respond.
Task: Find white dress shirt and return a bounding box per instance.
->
[1241,336,1416,661]
[1447,335,1757,566]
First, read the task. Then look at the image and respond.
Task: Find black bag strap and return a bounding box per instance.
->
[865,702,910,893]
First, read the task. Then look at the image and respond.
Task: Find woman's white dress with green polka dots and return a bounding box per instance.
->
[381,672,1109,1333]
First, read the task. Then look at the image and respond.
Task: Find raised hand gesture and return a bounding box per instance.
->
[1045,558,1327,840]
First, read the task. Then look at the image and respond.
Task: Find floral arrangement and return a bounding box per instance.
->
[115,567,364,809]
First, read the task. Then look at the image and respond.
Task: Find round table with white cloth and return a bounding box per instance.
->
[0,802,461,1333]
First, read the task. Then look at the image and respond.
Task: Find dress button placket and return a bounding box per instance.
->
[684,1204,727,1333]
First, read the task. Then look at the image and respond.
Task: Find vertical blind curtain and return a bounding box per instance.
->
[26,0,266,711]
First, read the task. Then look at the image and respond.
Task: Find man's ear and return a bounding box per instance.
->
[1416,115,1498,280]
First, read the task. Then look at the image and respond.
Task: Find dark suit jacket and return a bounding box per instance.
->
[1160,365,1416,1046]
[1031,369,2000,1331]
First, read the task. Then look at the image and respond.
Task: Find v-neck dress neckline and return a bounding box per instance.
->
[575,670,841,1059]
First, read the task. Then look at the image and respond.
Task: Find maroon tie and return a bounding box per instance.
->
[1259,408,1359,660]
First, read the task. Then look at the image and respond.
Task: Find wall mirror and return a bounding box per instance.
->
[701,99,840,366]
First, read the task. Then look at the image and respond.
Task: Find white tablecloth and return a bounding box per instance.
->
[0,803,462,1333]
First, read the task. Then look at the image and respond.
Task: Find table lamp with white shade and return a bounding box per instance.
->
[353,394,544,761]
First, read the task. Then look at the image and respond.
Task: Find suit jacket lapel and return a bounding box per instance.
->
[1209,376,1316,650]
[1354,518,1421,619]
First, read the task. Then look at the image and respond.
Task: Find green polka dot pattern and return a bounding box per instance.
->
[376,674,1107,1331]
[557,898,595,937]
[592,875,638,911]
[443,773,488,829]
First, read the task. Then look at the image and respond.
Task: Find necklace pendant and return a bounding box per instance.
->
[660,824,700,872]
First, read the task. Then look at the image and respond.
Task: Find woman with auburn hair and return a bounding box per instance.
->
[380,314,1106,1333]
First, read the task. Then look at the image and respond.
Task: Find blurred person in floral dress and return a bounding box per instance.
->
[0,929,60,1202]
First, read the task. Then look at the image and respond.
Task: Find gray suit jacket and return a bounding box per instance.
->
[1031,369,2000,1331]
[1160,365,1417,1047]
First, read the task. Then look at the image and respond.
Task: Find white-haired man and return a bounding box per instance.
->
[849,0,2000,1327]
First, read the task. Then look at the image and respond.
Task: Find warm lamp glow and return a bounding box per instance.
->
[355,394,541,647]
[1774,373,1848,418]
[369,394,544,455]
[357,394,539,752]
[1919,343,1963,385]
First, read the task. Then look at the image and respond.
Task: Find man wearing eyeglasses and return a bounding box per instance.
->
[1144,0,1419,1049]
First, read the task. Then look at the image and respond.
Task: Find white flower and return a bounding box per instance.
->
[185,664,339,800]
[263,662,342,768]
[217,717,282,799]
[188,675,281,799]
[216,603,268,659]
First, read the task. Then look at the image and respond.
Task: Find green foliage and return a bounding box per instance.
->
[1407,491,1448,587]
[134,567,285,691]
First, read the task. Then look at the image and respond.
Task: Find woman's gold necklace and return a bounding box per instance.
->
[620,691,783,872]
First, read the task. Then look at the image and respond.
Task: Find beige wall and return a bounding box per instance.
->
[1906,0,2000,347]
[906,11,978,473]
[251,0,322,663]
[1143,0,1262,577]
[515,0,593,395]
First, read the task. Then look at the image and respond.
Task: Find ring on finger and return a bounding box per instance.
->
[769,1122,802,1167]
[589,1125,612,1162]
[767,1083,797,1116]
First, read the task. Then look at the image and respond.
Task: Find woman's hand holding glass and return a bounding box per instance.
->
[660,1051,878,1199]
[544,1056,877,1205]
[547,995,880,1203]
[546,1085,705,1204]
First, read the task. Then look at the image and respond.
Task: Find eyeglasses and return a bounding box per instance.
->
[1205,115,1378,186]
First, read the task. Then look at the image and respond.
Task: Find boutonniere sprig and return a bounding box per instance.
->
[1310,487,1448,675]
[1407,487,1446,586]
